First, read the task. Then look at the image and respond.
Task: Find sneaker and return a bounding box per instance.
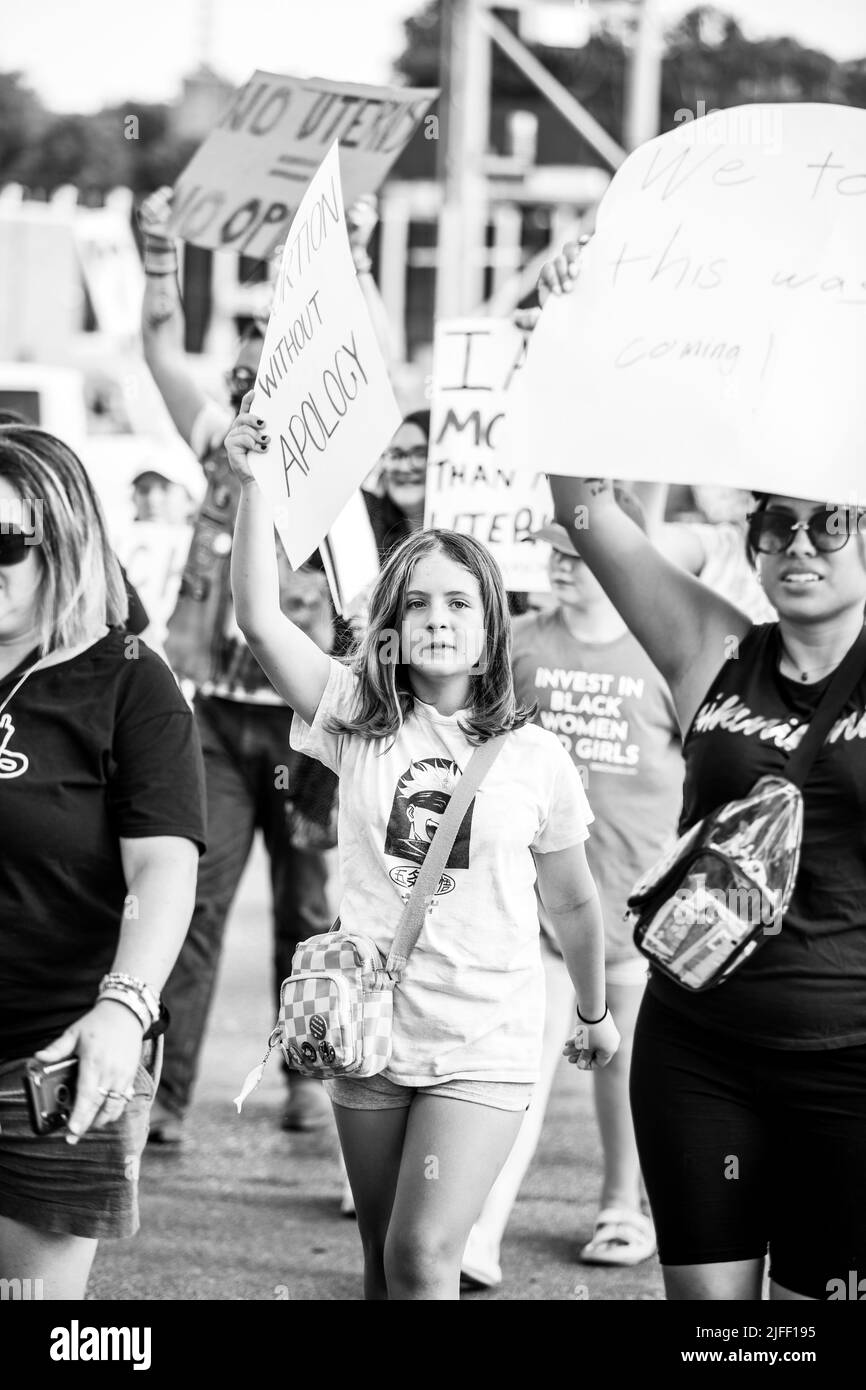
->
[460,1226,502,1290]
[280,1077,331,1132]
[146,1099,187,1149]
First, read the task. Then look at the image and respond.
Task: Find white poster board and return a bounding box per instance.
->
[501,104,866,505]
[73,207,144,341]
[249,141,401,568]
[425,320,553,590]
[320,489,380,616]
[169,72,437,259]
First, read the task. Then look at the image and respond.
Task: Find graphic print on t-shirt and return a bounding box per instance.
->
[0,713,28,778]
[532,666,643,772]
[384,758,475,892]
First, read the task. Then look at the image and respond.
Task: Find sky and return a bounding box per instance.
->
[2,0,864,114]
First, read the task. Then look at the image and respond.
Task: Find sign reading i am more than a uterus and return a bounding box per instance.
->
[500,104,866,506]
[249,140,400,569]
[169,72,438,259]
[426,320,553,592]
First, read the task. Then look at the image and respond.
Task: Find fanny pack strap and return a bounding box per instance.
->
[783,627,866,788]
[384,734,508,977]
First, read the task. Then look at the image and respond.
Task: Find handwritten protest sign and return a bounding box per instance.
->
[425,320,553,590]
[169,72,437,259]
[501,104,866,505]
[249,141,401,568]
[74,208,144,340]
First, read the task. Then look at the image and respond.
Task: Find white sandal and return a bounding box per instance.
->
[579,1207,656,1266]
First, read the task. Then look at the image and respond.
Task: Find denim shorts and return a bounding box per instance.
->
[325,1071,534,1113]
[0,1041,159,1240]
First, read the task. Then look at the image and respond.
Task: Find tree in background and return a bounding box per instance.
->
[0,5,863,197]
[393,1,865,177]
[0,72,48,183]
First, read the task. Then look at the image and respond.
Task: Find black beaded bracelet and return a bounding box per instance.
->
[576,1001,608,1025]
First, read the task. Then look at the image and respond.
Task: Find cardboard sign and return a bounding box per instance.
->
[425,321,553,590]
[169,72,437,259]
[249,141,401,568]
[74,208,145,340]
[320,489,380,617]
[502,104,866,505]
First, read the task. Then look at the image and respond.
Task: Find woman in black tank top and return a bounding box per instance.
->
[548,474,866,1303]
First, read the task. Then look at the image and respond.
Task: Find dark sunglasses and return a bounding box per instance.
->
[746,505,865,556]
[0,527,34,566]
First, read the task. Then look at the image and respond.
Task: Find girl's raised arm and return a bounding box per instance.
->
[227,393,331,725]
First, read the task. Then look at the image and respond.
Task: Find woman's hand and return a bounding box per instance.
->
[225,389,268,484]
[347,194,378,270]
[35,1000,146,1142]
[537,235,590,307]
[137,185,174,240]
[563,1010,621,1071]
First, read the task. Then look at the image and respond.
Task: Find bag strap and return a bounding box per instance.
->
[385,734,508,977]
[784,627,866,788]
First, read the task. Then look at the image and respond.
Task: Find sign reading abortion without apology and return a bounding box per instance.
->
[501,104,866,505]
[249,141,401,568]
[169,72,437,259]
[425,320,553,591]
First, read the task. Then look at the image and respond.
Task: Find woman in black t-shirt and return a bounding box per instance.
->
[545,465,866,1302]
[0,426,206,1298]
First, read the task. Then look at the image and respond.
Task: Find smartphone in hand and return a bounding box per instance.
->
[23,1058,79,1135]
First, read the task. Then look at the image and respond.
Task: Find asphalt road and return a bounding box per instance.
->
[89,842,664,1302]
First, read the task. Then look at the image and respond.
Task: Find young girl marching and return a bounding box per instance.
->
[226,394,619,1301]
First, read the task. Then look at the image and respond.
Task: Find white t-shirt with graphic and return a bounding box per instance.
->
[290,659,594,1085]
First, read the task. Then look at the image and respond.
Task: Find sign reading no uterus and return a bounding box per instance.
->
[169,72,437,259]
[249,141,401,568]
[502,104,866,505]
[426,320,553,591]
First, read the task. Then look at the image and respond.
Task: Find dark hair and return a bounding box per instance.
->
[401,409,431,441]
[745,492,769,569]
[327,528,534,746]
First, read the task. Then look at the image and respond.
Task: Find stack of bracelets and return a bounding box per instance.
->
[143,236,178,277]
[98,972,162,1034]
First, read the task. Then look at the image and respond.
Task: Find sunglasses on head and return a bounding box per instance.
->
[0,527,33,566]
[746,505,865,556]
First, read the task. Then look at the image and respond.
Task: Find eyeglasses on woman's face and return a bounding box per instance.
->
[747,505,866,556]
[381,446,428,466]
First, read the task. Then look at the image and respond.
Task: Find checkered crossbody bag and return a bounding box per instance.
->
[234,735,507,1108]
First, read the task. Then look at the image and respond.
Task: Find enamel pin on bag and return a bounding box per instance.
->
[626,630,866,993]
[234,735,507,1110]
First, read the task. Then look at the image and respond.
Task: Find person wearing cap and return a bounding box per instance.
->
[115,462,199,655]
[462,490,683,1289]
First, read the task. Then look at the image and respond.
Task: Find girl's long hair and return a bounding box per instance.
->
[0,425,128,653]
[328,529,534,746]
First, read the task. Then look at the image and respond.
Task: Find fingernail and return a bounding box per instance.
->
[256,419,265,426]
